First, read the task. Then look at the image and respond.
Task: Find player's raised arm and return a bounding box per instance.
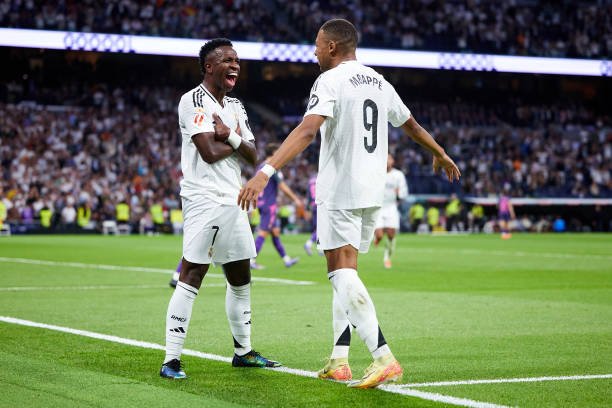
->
[267,114,325,170]
[237,114,325,211]
[400,116,461,182]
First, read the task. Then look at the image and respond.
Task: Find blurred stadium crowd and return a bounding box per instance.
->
[1,76,610,233]
[0,0,610,58]
[0,1,610,233]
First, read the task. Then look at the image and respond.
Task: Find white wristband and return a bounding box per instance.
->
[260,163,276,178]
[227,130,242,150]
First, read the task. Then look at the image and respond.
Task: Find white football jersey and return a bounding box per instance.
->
[305,60,411,210]
[382,168,408,208]
[178,84,254,205]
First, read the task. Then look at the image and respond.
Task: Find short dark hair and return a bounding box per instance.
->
[320,19,358,53]
[199,38,233,74]
[265,142,280,157]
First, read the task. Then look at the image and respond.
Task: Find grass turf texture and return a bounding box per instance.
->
[0,233,610,407]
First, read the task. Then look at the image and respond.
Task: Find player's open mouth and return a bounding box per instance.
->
[225,72,238,87]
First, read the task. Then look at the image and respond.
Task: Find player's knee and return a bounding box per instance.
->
[223,259,251,286]
[180,261,207,287]
[325,245,358,271]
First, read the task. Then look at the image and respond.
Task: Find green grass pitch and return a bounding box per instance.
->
[0,233,610,407]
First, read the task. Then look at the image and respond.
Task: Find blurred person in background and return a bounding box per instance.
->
[427,205,440,232]
[498,193,516,239]
[373,154,408,269]
[408,201,425,232]
[0,189,7,230]
[468,203,485,233]
[250,143,302,270]
[60,196,77,232]
[445,193,462,232]
[304,172,324,256]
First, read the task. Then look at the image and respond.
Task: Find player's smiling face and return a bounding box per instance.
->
[314,30,332,72]
[207,46,240,92]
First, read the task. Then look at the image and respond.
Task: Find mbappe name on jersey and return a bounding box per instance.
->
[349,73,383,90]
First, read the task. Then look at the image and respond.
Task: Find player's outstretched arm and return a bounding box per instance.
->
[280,182,304,208]
[237,114,325,211]
[267,114,325,170]
[400,116,461,182]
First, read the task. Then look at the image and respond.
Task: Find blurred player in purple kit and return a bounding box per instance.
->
[251,143,302,270]
[498,194,516,239]
[303,173,324,256]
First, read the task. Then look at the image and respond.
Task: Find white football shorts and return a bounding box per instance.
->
[375,205,400,229]
[182,197,256,265]
[317,202,380,253]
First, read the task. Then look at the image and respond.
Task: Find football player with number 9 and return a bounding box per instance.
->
[238,19,460,388]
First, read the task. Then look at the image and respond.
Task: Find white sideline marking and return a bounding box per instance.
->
[0,316,508,408]
[0,257,315,286]
[399,374,612,388]
[403,247,612,261]
[430,232,472,237]
[378,386,509,408]
[0,283,227,291]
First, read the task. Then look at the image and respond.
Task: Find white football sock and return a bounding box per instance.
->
[164,281,198,363]
[330,288,351,359]
[328,268,391,359]
[171,270,180,282]
[226,283,252,356]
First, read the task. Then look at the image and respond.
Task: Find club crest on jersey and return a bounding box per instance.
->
[307,94,319,110]
[193,107,206,127]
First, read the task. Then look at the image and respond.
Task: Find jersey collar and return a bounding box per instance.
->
[199,84,224,107]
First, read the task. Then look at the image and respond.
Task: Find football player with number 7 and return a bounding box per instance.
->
[160,38,281,381]
[238,19,460,389]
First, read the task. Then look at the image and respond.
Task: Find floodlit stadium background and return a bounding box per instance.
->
[0,3,611,407]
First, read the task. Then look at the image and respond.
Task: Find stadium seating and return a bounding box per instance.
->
[1,93,609,233]
[0,0,609,58]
